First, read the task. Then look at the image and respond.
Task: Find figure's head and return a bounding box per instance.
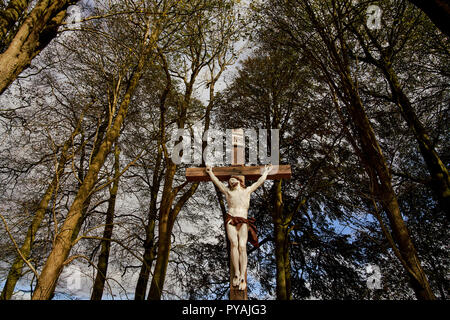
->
[229,175,245,190]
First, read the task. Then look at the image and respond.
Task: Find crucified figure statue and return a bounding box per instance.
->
[206,164,273,290]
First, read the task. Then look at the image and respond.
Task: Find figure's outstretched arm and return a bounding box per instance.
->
[206,166,228,194]
[248,164,273,193]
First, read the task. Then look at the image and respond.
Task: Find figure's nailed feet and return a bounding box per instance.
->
[232,275,240,287]
[238,276,246,290]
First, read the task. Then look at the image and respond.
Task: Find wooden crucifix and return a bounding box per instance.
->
[185,129,291,300]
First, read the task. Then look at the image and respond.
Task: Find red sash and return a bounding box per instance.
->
[225,214,259,248]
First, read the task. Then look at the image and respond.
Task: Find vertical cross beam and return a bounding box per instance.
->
[231,128,245,166]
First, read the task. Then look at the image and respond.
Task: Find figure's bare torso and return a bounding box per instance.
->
[225,186,251,218]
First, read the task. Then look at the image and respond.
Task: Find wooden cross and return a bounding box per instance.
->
[185,129,291,300]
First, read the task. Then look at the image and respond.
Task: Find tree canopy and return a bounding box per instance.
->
[0,0,448,301]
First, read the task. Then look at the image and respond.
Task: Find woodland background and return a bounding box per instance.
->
[0,0,448,300]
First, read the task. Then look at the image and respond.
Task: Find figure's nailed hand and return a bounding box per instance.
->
[264,164,273,174]
[205,165,212,174]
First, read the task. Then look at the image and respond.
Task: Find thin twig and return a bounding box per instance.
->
[0,213,39,278]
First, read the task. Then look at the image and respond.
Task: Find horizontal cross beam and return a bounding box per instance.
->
[185,165,292,182]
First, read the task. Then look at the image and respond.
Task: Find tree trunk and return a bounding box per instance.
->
[135,65,169,300]
[382,62,450,219]
[147,159,199,300]
[0,0,31,43]
[90,144,120,300]
[0,0,74,95]
[0,123,80,300]
[147,162,177,300]
[347,91,435,300]
[134,150,160,299]
[271,180,292,300]
[31,26,159,300]
[146,49,203,300]
[274,223,290,300]
[147,218,171,300]
[134,219,156,300]
[134,161,160,300]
